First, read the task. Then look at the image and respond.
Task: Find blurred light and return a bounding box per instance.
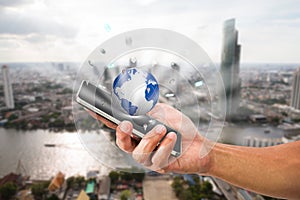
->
[107,63,115,68]
[165,93,175,97]
[194,80,204,87]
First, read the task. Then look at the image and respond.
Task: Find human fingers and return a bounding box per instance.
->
[151,132,177,172]
[87,109,117,129]
[147,103,183,131]
[132,125,167,164]
[148,103,198,140]
[115,121,137,153]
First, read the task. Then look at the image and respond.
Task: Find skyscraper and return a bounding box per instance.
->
[220,18,241,118]
[291,67,300,110]
[2,65,14,109]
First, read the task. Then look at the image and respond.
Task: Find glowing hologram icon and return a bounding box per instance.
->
[104,23,111,32]
[99,48,106,54]
[125,37,133,46]
[72,28,226,173]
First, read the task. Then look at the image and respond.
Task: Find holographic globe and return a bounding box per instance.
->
[112,68,159,116]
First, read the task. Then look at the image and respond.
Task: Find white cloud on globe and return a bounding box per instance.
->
[113,68,159,116]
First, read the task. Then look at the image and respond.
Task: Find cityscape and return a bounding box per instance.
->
[0,17,300,200]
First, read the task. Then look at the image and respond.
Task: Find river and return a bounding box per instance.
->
[0,128,112,180]
[0,125,284,180]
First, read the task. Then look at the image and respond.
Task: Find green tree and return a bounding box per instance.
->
[120,190,131,200]
[75,176,85,187]
[293,117,300,123]
[199,181,213,199]
[31,183,48,200]
[0,182,17,199]
[58,88,73,94]
[120,172,133,181]
[271,116,281,124]
[109,171,120,184]
[200,181,212,193]
[8,114,18,121]
[55,99,62,110]
[179,189,193,200]
[49,118,64,128]
[47,193,60,200]
[172,176,215,200]
[171,177,183,197]
[131,172,145,182]
[66,176,75,189]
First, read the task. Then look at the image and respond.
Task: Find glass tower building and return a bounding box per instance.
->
[291,67,300,110]
[220,18,241,118]
[2,65,14,109]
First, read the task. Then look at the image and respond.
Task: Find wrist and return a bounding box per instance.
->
[196,137,215,175]
[203,141,218,176]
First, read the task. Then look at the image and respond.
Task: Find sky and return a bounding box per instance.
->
[0,0,300,63]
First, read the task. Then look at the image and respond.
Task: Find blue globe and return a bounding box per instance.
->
[112,68,159,116]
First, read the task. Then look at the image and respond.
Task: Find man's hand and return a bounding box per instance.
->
[89,103,212,174]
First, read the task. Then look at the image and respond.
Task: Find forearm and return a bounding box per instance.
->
[206,141,300,199]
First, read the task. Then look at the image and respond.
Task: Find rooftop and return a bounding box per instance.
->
[85,181,95,194]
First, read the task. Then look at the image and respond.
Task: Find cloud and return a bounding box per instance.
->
[0,0,300,62]
[0,38,20,49]
[23,34,47,43]
[0,9,77,38]
[0,0,34,7]
[132,0,160,6]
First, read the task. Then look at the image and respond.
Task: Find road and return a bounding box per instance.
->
[143,175,178,200]
[212,177,239,200]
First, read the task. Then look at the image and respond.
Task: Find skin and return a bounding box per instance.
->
[88,103,300,199]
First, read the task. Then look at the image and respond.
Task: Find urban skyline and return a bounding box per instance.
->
[0,60,299,200]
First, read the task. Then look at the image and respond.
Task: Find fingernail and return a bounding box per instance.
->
[167,132,177,140]
[120,121,131,133]
[154,146,165,158]
[155,125,165,134]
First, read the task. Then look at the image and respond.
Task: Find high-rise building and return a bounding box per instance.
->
[2,65,14,109]
[290,67,300,110]
[220,18,241,118]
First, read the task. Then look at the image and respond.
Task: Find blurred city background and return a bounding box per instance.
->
[0,0,300,200]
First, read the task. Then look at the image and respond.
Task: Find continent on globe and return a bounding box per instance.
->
[113,68,159,116]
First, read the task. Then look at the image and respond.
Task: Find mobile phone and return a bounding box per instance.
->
[75,80,182,157]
